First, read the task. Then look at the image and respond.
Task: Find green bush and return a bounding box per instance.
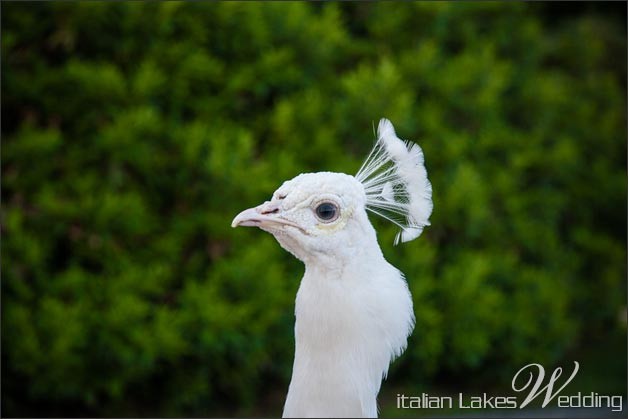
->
[2,2,625,416]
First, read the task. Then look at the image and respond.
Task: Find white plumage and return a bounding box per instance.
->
[356,119,433,245]
[232,119,433,418]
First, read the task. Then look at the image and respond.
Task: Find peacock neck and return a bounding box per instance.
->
[300,222,384,277]
[283,245,394,418]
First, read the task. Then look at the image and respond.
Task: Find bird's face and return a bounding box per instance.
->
[232,172,373,264]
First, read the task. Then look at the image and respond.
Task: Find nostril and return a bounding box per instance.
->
[261,207,279,215]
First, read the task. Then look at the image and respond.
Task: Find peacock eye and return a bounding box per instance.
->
[314,202,339,222]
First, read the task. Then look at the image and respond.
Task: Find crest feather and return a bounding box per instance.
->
[355,119,433,245]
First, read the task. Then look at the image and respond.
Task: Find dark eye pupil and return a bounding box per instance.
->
[316,203,337,221]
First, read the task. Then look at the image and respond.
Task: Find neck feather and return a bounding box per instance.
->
[282,242,414,418]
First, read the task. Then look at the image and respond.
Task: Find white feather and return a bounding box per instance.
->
[283,249,414,418]
[232,120,430,418]
[355,118,433,245]
[380,182,394,202]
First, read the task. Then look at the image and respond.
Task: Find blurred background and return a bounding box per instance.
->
[2,2,626,417]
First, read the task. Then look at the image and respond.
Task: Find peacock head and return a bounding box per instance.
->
[232,118,433,264]
[231,171,370,263]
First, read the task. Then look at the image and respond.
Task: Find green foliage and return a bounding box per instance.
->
[2,2,625,416]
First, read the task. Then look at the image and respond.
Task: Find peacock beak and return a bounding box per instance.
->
[231,205,266,228]
[231,202,305,232]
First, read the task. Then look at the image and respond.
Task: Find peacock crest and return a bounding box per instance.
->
[355,119,433,245]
